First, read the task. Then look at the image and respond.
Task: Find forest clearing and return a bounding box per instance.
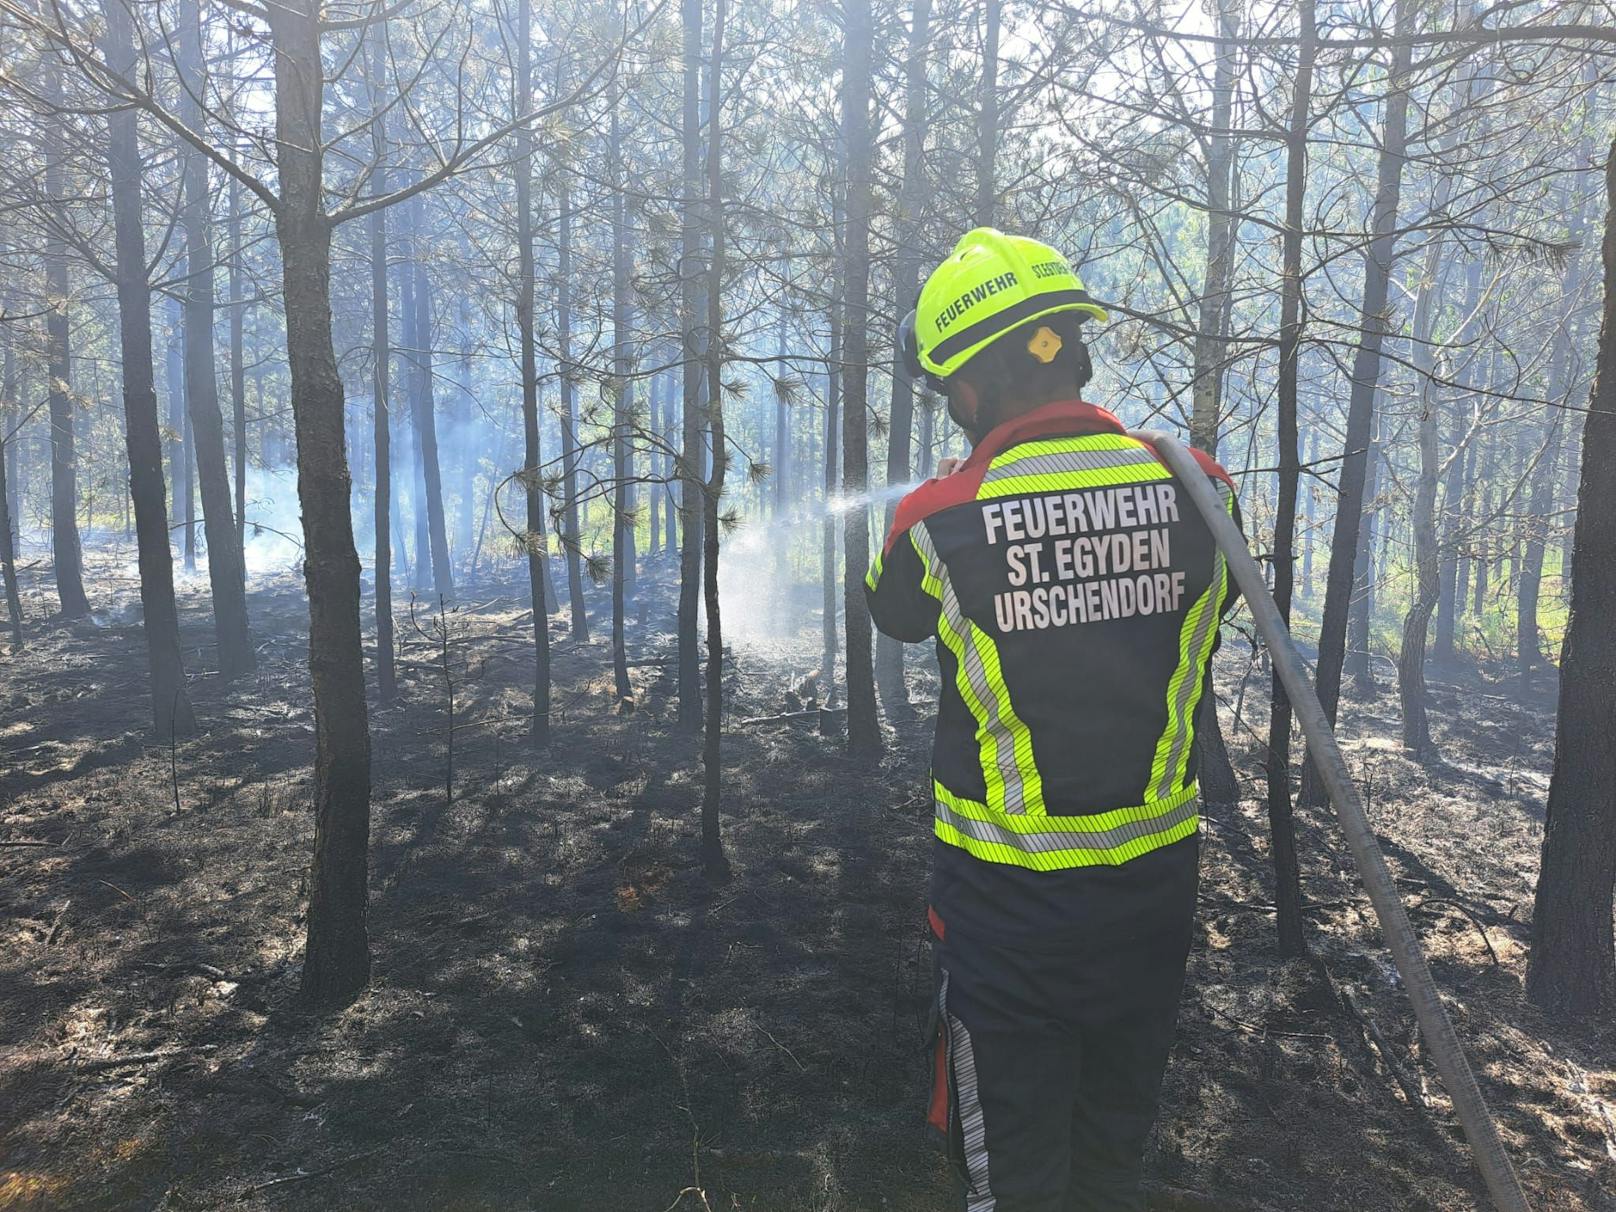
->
[3,0,1616,1208]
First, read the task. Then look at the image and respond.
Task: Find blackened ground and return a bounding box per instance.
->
[1,548,1612,1211]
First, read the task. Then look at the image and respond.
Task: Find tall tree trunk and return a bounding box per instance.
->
[515,0,551,743]
[1525,136,1616,1017]
[1345,419,1379,692]
[648,373,661,557]
[1265,0,1314,958]
[821,283,842,700]
[367,29,396,702]
[1398,241,1458,760]
[269,0,372,1008]
[166,294,191,571]
[554,154,589,641]
[179,0,254,677]
[1519,183,1592,688]
[183,384,196,572]
[0,327,21,647]
[229,173,247,558]
[610,73,632,703]
[876,0,932,719]
[1433,401,1472,664]
[455,286,475,571]
[973,0,1000,227]
[406,198,454,598]
[676,0,705,731]
[1189,0,1243,812]
[103,0,196,737]
[42,56,88,619]
[1299,0,1411,805]
[840,0,881,762]
[664,368,679,554]
[700,0,731,880]
[1189,0,1239,453]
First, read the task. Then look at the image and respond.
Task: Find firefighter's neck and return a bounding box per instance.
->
[962,385,1075,447]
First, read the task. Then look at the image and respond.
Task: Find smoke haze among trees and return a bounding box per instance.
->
[1,0,1615,1207]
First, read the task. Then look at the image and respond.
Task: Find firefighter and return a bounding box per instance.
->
[866,227,1243,1212]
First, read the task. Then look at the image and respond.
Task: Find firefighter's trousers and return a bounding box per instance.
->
[927,836,1198,1212]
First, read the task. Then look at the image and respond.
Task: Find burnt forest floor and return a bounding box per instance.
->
[2,543,1614,1212]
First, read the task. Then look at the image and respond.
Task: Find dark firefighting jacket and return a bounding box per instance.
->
[866,400,1241,941]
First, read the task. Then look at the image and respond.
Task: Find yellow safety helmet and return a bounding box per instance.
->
[898,227,1108,386]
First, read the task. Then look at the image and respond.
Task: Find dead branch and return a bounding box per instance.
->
[239,1147,387,1197]
[738,707,847,726]
[1338,985,1429,1112]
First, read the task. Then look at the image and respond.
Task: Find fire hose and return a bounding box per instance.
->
[1135,431,1532,1212]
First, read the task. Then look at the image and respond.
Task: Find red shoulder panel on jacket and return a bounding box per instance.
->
[883,462,989,554]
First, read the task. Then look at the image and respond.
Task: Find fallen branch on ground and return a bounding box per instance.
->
[737,707,846,726]
[239,1147,387,1197]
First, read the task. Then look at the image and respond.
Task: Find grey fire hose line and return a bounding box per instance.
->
[1134,431,1532,1212]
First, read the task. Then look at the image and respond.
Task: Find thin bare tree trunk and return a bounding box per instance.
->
[103,0,196,737]
[821,283,842,701]
[677,0,705,732]
[366,30,396,702]
[406,197,454,599]
[1189,0,1243,812]
[610,73,632,703]
[42,54,88,619]
[973,0,1000,227]
[179,0,254,677]
[553,149,589,642]
[840,0,880,762]
[700,0,730,880]
[1265,0,1314,958]
[228,172,247,559]
[1299,0,1411,804]
[876,0,932,719]
[515,0,551,743]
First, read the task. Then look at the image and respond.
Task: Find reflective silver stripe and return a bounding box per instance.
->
[937,793,1199,857]
[940,971,995,1212]
[913,522,1028,814]
[1154,479,1233,801]
[982,445,1163,483]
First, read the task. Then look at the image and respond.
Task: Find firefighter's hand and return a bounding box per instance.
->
[935,456,964,478]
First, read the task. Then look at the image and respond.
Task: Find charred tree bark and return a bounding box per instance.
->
[822,277,842,702]
[1299,0,1410,806]
[366,30,396,702]
[1519,193,1592,689]
[406,198,454,599]
[179,0,254,677]
[700,0,731,881]
[1526,137,1616,1018]
[1265,0,1313,958]
[0,330,20,647]
[840,0,881,763]
[228,174,247,558]
[875,0,931,720]
[610,73,632,704]
[1189,0,1239,453]
[1188,0,1242,813]
[554,152,589,642]
[1345,422,1379,693]
[41,56,88,619]
[103,0,196,737]
[515,0,551,743]
[973,0,1000,227]
[676,0,705,732]
[267,0,373,1008]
